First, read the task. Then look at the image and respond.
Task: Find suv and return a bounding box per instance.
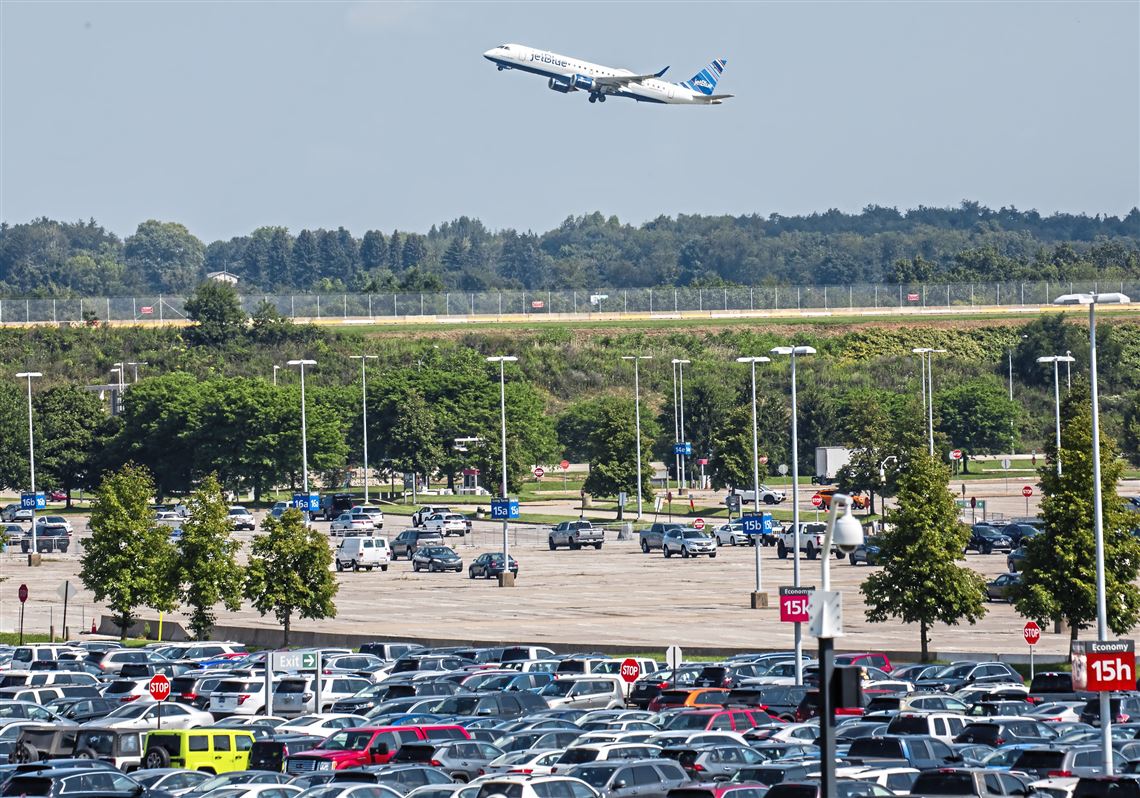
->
[662,528,717,559]
[143,728,256,772]
[565,758,690,798]
[351,505,385,529]
[391,529,445,559]
[422,513,468,537]
[884,712,969,744]
[10,726,80,763]
[227,506,256,531]
[320,493,356,521]
[539,676,626,710]
[909,768,1034,798]
[412,506,453,527]
[73,728,147,771]
[967,524,1014,554]
[1079,695,1140,725]
[640,523,683,553]
[472,775,602,798]
[549,520,605,550]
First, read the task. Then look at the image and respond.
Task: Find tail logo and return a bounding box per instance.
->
[680,58,727,95]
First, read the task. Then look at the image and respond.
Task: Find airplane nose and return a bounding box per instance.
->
[483,49,496,61]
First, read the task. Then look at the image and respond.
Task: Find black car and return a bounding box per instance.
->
[966,524,1014,554]
[1,767,147,798]
[953,719,1057,746]
[42,697,117,724]
[412,546,463,573]
[985,572,1021,601]
[1007,547,1029,573]
[391,529,445,560]
[915,660,1022,692]
[1004,523,1042,546]
[847,538,883,566]
[468,553,519,579]
[1080,695,1140,726]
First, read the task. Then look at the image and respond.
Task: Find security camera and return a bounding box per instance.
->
[831,498,865,554]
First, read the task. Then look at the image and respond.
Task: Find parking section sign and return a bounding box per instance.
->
[491,498,520,520]
[292,492,320,512]
[1072,640,1136,692]
[741,513,774,538]
[779,586,814,623]
[20,492,45,510]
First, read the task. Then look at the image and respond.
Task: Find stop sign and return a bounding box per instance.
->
[533,466,544,478]
[811,494,823,508]
[148,674,171,702]
[693,518,706,531]
[560,460,570,470]
[17,584,28,604]
[950,449,963,461]
[620,658,641,683]
[1022,485,1034,498]
[1023,621,1041,646]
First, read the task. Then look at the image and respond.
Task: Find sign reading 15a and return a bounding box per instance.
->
[491,499,520,520]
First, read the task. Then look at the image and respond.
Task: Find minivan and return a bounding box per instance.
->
[335,536,391,572]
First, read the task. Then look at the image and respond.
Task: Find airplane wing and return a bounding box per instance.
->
[695,93,733,104]
[593,66,668,89]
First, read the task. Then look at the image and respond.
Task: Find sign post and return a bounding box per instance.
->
[148,674,171,729]
[17,584,28,644]
[1023,621,1041,679]
[57,581,77,640]
[1022,485,1033,516]
[665,645,683,688]
[560,459,569,488]
[811,493,822,521]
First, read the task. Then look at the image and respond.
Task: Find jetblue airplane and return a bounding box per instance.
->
[483,44,731,105]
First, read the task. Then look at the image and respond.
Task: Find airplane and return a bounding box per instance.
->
[483,44,731,105]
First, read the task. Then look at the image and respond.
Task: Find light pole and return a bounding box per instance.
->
[1054,291,1130,774]
[1037,355,1076,476]
[1066,350,1072,391]
[911,348,945,458]
[737,356,771,602]
[126,361,147,383]
[16,372,41,560]
[622,356,652,520]
[815,494,864,798]
[351,355,379,503]
[671,359,691,491]
[771,345,816,685]
[273,365,280,386]
[679,361,689,490]
[287,359,317,526]
[487,355,518,586]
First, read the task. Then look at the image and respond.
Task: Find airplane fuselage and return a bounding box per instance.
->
[483,44,724,105]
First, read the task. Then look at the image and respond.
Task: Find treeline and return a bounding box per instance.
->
[1,202,1138,296]
[0,286,1135,505]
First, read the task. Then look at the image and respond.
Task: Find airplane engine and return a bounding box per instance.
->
[571,74,594,91]
[547,76,575,93]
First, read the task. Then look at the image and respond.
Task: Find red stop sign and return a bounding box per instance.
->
[620,658,641,683]
[811,494,823,508]
[560,460,570,470]
[148,674,171,702]
[1022,486,1034,498]
[1024,621,1041,646]
[693,518,706,530]
[17,584,28,604]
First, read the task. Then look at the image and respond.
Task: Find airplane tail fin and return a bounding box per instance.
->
[680,58,726,95]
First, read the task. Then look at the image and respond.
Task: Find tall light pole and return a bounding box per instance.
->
[126,361,147,383]
[771,345,816,685]
[16,372,41,560]
[1066,350,1072,391]
[287,359,317,526]
[622,356,652,520]
[1037,355,1076,476]
[273,365,280,386]
[671,359,691,490]
[1054,292,1130,774]
[911,348,945,458]
[487,355,518,585]
[737,356,771,600]
[351,355,379,503]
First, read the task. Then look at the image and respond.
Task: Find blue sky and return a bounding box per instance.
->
[2,1,1137,242]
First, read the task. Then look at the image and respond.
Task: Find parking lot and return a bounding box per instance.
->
[0,494,1096,658]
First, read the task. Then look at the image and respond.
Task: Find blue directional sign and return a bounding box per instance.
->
[20,492,45,510]
[491,498,520,520]
[672,441,692,456]
[292,492,320,512]
[742,512,775,537]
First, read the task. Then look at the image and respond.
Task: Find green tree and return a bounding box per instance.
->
[184,280,248,346]
[1013,383,1140,639]
[1122,391,1140,467]
[389,390,442,489]
[79,464,178,639]
[0,381,32,492]
[936,378,1020,472]
[124,220,204,292]
[176,475,243,640]
[568,396,657,507]
[244,508,338,645]
[35,385,107,506]
[861,451,988,660]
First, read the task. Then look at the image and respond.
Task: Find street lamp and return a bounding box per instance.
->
[770,344,816,685]
[911,348,945,458]
[287,359,318,526]
[671,359,691,491]
[350,356,379,503]
[622,356,652,520]
[273,365,280,386]
[1054,291,1130,773]
[16,372,41,560]
[737,356,771,602]
[126,361,147,383]
[487,355,518,586]
[814,494,864,798]
[1036,355,1076,476]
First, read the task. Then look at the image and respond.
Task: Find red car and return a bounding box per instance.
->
[47,490,66,502]
[668,784,772,798]
[285,725,469,774]
[663,708,772,732]
[834,652,893,673]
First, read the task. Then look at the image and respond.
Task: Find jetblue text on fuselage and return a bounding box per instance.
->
[531,52,569,68]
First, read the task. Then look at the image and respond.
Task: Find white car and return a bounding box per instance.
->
[83,701,214,730]
[330,512,374,537]
[35,515,74,535]
[423,513,468,537]
[351,506,385,529]
[713,522,749,546]
[483,749,563,776]
[275,713,370,736]
[228,506,256,531]
[206,786,302,798]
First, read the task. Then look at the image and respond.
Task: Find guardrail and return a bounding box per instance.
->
[1,280,1138,324]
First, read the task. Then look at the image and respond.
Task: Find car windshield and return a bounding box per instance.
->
[319,730,374,751]
[666,713,716,729]
[936,663,976,678]
[429,696,479,714]
[106,703,148,719]
[682,530,706,539]
[572,765,620,788]
[540,681,576,697]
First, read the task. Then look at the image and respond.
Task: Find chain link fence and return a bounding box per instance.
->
[2,281,1137,324]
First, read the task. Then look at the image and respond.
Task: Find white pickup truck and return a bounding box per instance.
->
[776,521,845,561]
[548,520,604,550]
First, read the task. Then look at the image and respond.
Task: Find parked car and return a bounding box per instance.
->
[1007,547,1029,573]
[1,503,32,523]
[412,506,454,527]
[391,741,505,781]
[468,553,519,579]
[412,546,463,573]
[985,572,1021,601]
[916,661,1022,692]
[548,521,604,550]
[72,727,148,770]
[331,513,374,537]
[662,528,717,559]
[1,767,149,798]
[1004,522,1042,546]
[228,507,256,531]
[391,530,445,560]
[713,523,749,547]
[538,676,626,711]
[422,513,468,538]
[640,523,683,553]
[143,728,256,772]
[19,527,69,553]
[351,506,385,530]
[320,494,357,522]
[335,537,390,572]
[565,757,690,798]
[847,538,883,566]
[967,523,1015,554]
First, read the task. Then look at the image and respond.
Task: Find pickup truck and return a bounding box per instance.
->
[548,520,604,550]
[776,522,845,561]
[844,734,961,770]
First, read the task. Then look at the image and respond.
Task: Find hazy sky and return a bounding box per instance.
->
[2,1,1138,242]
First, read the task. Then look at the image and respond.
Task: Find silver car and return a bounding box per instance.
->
[662,528,717,559]
[538,676,625,711]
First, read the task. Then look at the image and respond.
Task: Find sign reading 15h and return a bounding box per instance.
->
[491,499,520,520]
